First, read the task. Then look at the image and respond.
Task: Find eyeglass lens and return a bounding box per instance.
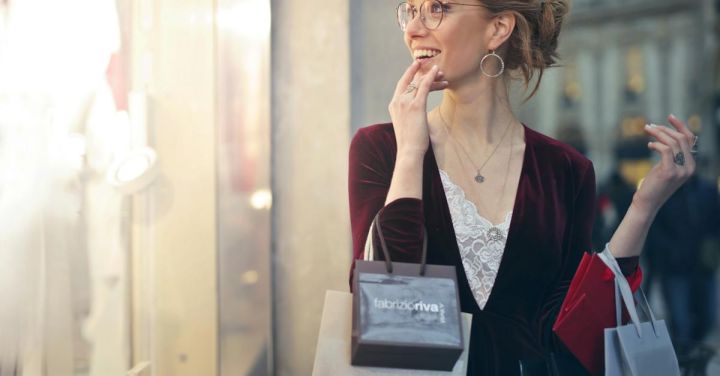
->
[397,1,445,31]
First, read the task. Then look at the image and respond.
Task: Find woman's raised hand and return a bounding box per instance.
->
[634,114,698,214]
[388,62,448,160]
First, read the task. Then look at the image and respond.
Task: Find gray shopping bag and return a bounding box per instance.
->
[312,290,472,376]
[351,215,464,371]
[599,247,680,376]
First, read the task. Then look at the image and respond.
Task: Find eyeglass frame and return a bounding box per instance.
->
[396,1,487,32]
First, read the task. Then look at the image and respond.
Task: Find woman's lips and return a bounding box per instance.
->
[416,54,440,66]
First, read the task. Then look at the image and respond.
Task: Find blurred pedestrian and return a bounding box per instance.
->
[646,169,720,354]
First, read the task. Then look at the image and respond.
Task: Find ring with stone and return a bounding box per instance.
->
[673,151,686,166]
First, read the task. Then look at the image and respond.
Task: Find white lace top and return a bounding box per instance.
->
[439,169,513,310]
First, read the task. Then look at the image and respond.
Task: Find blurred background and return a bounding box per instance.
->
[0,0,718,375]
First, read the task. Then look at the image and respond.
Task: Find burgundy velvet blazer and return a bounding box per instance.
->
[348,123,638,375]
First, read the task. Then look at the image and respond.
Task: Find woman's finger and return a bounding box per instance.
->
[403,68,445,96]
[657,120,692,151]
[429,80,449,92]
[394,61,421,97]
[413,65,440,108]
[647,140,674,169]
[667,114,696,144]
[652,125,689,151]
[645,124,682,160]
[429,70,446,91]
[652,125,695,169]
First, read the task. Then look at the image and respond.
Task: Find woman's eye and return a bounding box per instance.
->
[429,3,444,14]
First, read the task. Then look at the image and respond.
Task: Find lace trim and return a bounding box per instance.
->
[439,169,512,310]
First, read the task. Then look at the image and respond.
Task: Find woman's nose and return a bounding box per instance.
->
[405,12,429,36]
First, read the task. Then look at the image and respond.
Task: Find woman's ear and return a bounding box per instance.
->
[486,12,516,51]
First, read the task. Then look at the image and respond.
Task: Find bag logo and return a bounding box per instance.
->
[373,298,446,323]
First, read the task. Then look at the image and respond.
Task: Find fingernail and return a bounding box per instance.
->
[669,113,676,119]
[645,124,653,129]
[433,64,438,70]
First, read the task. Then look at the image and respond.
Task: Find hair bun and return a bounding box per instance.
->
[481,0,570,98]
[537,0,569,66]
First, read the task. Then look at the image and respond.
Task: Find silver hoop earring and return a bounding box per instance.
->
[480,50,505,78]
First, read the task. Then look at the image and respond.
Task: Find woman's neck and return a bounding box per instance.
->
[431,77,519,149]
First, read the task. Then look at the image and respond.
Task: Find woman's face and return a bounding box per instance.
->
[403,1,493,82]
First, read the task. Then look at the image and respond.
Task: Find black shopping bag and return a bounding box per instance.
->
[351,215,464,371]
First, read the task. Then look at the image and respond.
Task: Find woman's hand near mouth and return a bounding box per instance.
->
[383,61,448,204]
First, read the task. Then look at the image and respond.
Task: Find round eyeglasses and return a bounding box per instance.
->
[396,1,486,32]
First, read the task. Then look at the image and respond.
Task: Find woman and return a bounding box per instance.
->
[348,0,697,374]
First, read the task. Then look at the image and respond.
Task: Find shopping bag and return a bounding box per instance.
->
[552,249,643,375]
[312,290,472,376]
[351,215,464,371]
[599,249,680,376]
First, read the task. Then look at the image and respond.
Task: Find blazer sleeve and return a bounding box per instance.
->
[539,160,641,352]
[348,127,425,289]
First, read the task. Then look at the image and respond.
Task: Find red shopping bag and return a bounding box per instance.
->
[552,252,642,375]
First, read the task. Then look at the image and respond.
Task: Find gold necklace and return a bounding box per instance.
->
[438,106,513,184]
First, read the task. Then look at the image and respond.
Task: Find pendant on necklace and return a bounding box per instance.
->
[487,227,504,242]
[474,172,485,184]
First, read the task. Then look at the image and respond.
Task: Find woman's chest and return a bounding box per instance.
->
[423,161,574,296]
